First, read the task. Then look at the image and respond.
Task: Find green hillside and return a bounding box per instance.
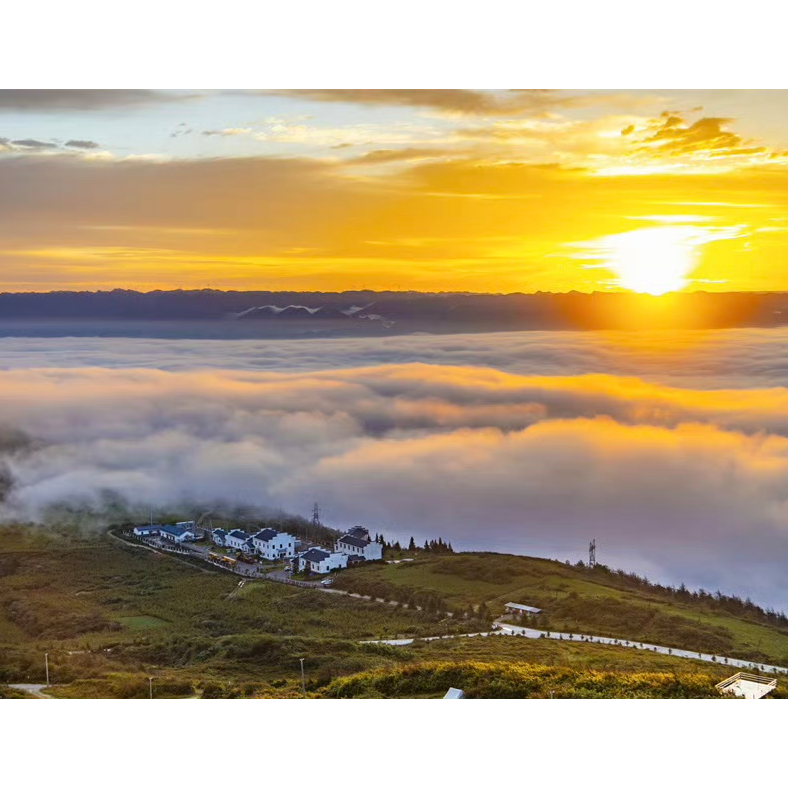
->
[330,552,788,666]
[0,525,785,699]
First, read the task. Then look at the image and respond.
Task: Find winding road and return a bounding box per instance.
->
[362,620,788,676]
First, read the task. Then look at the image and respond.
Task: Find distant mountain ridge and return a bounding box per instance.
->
[2,289,788,332]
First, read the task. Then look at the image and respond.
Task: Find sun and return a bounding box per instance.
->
[604,226,698,296]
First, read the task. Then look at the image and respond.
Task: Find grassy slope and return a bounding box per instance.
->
[1,527,786,698]
[317,661,739,699]
[0,684,34,699]
[0,526,468,696]
[330,553,788,666]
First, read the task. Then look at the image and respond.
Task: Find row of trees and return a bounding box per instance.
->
[580,562,788,629]
[367,533,455,554]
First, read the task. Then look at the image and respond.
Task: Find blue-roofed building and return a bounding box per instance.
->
[159,524,197,543]
[299,548,348,574]
[335,527,383,561]
[252,528,296,561]
[225,529,255,553]
[133,524,161,537]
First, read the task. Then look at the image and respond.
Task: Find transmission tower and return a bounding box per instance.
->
[588,539,596,568]
[312,502,321,527]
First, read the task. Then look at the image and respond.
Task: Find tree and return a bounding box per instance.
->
[408,536,416,552]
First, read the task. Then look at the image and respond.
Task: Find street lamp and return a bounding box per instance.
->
[299,658,306,698]
[149,676,153,699]
[45,652,49,686]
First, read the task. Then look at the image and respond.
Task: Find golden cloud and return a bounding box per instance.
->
[4,361,788,601]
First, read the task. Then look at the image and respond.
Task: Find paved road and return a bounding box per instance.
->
[363,621,788,676]
[9,684,52,698]
[113,533,788,676]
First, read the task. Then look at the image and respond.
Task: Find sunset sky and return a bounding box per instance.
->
[4,89,788,294]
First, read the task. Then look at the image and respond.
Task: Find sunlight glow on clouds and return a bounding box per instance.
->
[570,222,747,294]
[4,334,788,604]
[1,90,788,292]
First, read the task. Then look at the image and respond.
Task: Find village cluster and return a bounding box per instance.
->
[131,520,383,575]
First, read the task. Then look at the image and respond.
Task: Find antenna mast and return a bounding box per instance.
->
[589,539,596,568]
[312,502,321,527]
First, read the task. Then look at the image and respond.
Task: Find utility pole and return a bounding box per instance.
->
[149,676,153,699]
[589,539,596,569]
[45,652,49,686]
[299,657,306,698]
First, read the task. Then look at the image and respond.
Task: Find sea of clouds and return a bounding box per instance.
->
[4,327,788,606]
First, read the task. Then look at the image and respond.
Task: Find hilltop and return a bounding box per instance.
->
[330,552,788,667]
[1,525,786,698]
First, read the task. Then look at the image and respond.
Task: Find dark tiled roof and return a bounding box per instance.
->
[253,528,278,542]
[226,530,249,540]
[346,526,370,541]
[301,548,330,563]
[338,534,369,549]
[213,529,227,537]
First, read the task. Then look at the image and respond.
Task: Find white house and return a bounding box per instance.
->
[504,602,542,617]
[252,528,296,561]
[225,529,255,553]
[335,526,383,561]
[133,524,161,537]
[299,548,348,574]
[159,524,197,543]
[211,528,227,547]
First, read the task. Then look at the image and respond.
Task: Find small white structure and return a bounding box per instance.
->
[335,526,383,561]
[505,602,542,616]
[212,528,227,547]
[716,672,777,699]
[252,528,296,561]
[159,524,197,543]
[225,529,255,553]
[133,524,161,537]
[443,687,465,699]
[300,548,348,574]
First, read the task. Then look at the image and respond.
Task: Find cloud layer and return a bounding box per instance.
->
[4,331,788,606]
[3,326,788,388]
[261,89,589,116]
[1,104,787,291]
[0,90,189,112]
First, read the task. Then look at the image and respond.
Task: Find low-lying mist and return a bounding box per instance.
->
[2,345,788,607]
